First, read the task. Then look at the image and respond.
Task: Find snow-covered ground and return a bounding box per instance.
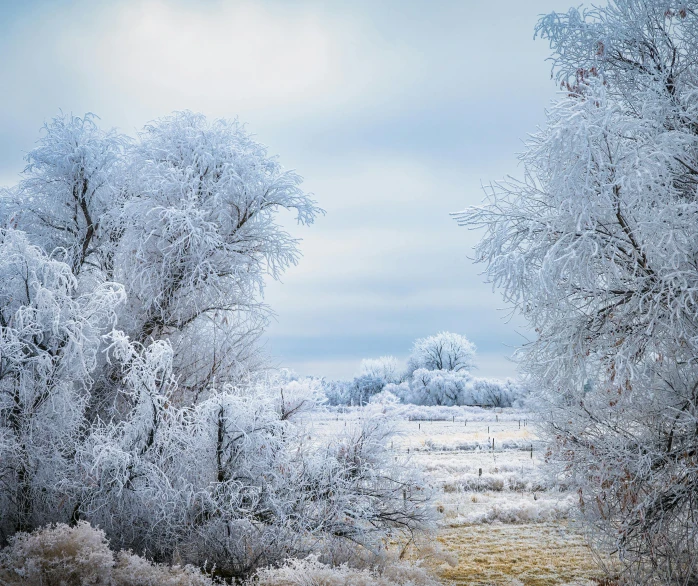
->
[309,404,614,585]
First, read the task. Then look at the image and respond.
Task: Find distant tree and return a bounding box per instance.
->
[347,374,385,406]
[404,369,524,407]
[407,369,468,406]
[359,356,403,384]
[457,2,698,582]
[406,332,475,376]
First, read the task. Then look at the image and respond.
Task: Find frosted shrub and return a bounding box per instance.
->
[359,356,404,384]
[368,389,401,405]
[78,380,433,578]
[0,522,113,585]
[457,496,574,525]
[266,369,326,420]
[0,229,125,538]
[325,333,528,407]
[405,370,527,407]
[0,522,213,586]
[248,556,441,586]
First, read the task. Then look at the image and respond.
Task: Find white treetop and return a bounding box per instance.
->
[9,113,126,277]
[407,331,476,376]
[359,356,403,384]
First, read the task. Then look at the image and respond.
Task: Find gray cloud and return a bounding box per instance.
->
[0,0,571,379]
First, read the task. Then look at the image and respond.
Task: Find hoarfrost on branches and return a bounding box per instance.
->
[0,111,432,580]
[406,331,476,376]
[456,1,698,582]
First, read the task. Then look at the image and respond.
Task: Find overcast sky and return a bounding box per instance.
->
[0,0,573,380]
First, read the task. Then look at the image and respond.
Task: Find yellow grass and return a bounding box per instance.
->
[317,409,619,585]
[430,522,608,586]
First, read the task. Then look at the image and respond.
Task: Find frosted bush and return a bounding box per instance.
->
[263,369,327,420]
[369,389,401,405]
[406,370,527,408]
[455,495,575,525]
[248,555,441,586]
[359,356,404,384]
[0,522,214,586]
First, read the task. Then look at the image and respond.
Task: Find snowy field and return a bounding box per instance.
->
[309,405,615,586]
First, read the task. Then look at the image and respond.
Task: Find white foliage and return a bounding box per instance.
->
[264,369,326,420]
[79,372,431,578]
[249,555,441,586]
[457,1,698,582]
[368,389,401,406]
[116,111,321,341]
[0,111,432,580]
[0,229,124,539]
[406,332,476,376]
[0,522,214,586]
[7,113,126,276]
[359,356,404,384]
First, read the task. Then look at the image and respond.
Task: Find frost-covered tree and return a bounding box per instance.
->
[402,370,524,407]
[457,2,698,582]
[407,369,469,406]
[3,114,126,278]
[111,112,322,406]
[359,356,404,385]
[0,230,124,539]
[3,112,322,414]
[406,332,476,376]
[0,112,432,577]
[328,358,405,407]
[78,375,431,578]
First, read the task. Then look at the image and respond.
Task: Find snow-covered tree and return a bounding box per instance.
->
[78,376,431,578]
[406,332,476,376]
[359,356,404,385]
[0,229,124,539]
[457,2,698,582]
[3,112,323,416]
[4,114,126,278]
[111,112,322,404]
[402,370,524,407]
[0,112,432,577]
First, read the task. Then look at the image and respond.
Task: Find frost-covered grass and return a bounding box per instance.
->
[0,522,447,586]
[309,404,614,585]
[248,556,442,586]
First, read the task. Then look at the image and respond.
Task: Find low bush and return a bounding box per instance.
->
[0,522,214,586]
[247,555,442,586]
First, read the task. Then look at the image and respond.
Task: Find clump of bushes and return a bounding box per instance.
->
[0,522,214,586]
[248,555,442,586]
[0,523,444,586]
[322,333,529,408]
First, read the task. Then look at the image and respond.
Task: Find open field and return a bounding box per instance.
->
[312,405,615,585]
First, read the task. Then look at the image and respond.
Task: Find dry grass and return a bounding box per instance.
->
[431,521,610,586]
[315,408,620,585]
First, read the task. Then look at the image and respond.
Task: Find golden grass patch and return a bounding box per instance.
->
[431,522,612,586]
